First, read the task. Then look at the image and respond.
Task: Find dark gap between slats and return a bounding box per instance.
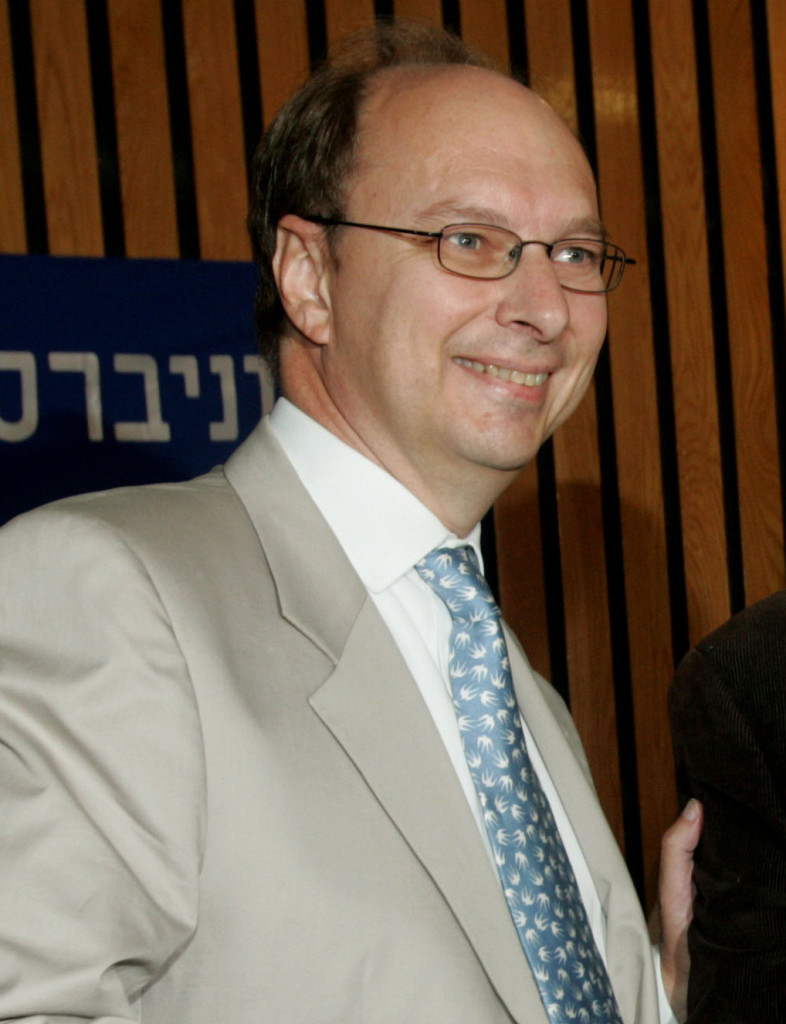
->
[7,0,47,253]
[85,0,125,257]
[161,0,200,259]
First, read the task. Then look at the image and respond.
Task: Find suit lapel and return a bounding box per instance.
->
[224,419,368,657]
[310,603,548,1023]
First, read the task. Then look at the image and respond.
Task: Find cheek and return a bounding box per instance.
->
[327,252,496,389]
[567,299,607,366]
[372,283,481,367]
[583,297,608,345]
[549,302,607,412]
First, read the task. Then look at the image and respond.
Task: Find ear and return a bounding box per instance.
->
[272,214,333,346]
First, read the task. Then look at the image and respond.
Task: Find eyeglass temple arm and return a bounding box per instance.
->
[305,215,441,240]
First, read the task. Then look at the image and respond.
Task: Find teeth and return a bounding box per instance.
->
[456,358,548,387]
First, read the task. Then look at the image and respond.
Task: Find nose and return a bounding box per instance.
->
[494,244,571,341]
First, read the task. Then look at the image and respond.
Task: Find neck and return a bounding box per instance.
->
[279,343,520,538]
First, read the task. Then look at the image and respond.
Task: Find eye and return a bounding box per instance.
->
[443,229,487,251]
[552,241,604,266]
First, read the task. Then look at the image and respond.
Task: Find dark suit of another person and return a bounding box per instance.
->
[669,590,786,1022]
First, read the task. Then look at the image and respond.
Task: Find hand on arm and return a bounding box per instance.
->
[657,798,703,1022]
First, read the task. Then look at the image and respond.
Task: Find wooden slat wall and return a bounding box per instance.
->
[0,0,25,250]
[30,0,103,254]
[254,0,309,124]
[650,0,728,644]
[109,0,178,257]
[2,0,785,909]
[709,2,783,606]
[182,2,250,260]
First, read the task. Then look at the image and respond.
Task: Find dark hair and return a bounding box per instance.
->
[246,20,494,380]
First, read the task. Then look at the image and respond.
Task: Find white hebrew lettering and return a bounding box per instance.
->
[209,355,238,442]
[113,354,172,442]
[0,351,38,442]
[48,351,104,441]
[169,355,200,397]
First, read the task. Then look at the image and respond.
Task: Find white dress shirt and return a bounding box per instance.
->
[268,397,674,1023]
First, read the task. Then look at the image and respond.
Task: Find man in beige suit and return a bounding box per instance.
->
[0,22,698,1024]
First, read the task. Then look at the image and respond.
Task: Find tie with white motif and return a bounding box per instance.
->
[415,546,623,1024]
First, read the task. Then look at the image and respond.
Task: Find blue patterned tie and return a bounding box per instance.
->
[415,546,623,1024]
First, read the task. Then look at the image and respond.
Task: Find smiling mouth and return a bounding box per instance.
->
[454,357,549,387]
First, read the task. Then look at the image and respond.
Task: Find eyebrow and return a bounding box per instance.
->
[561,215,607,239]
[415,202,607,240]
[416,201,511,228]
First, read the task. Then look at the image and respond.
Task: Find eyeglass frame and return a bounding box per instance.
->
[302,214,636,294]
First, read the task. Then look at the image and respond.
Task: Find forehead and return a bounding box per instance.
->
[348,66,598,230]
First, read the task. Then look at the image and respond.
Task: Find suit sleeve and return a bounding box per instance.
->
[0,505,206,1022]
[670,638,786,1022]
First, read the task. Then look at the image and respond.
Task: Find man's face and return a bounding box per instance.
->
[302,67,608,523]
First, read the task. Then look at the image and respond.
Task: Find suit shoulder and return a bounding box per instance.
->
[694,590,786,661]
[675,589,786,705]
[0,465,276,633]
[2,466,245,553]
[671,591,786,800]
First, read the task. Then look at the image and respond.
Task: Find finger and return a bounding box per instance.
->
[658,798,703,1021]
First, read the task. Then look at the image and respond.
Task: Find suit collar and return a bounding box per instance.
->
[224,418,367,660]
[267,398,469,594]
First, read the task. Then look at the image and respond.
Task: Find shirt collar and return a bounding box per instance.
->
[268,398,483,593]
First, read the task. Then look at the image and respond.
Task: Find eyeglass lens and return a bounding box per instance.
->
[437,225,624,292]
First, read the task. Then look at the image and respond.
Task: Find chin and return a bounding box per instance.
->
[468,445,540,475]
[474,433,544,472]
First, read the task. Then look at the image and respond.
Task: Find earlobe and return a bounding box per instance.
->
[272,215,332,346]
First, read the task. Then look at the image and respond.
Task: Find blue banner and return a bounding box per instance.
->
[0,254,268,525]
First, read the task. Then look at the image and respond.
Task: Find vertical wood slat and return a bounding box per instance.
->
[708,0,785,607]
[767,0,786,313]
[587,1,676,906]
[107,0,178,258]
[552,398,623,847]
[458,0,510,72]
[29,0,103,255]
[393,0,444,24]
[253,0,310,127]
[181,0,250,261]
[323,0,376,52]
[520,0,623,848]
[495,465,552,692]
[523,0,578,129]
[0,0,26,253]
[649,0,730,644]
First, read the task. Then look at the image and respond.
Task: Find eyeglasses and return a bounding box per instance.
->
[304,215,635,293]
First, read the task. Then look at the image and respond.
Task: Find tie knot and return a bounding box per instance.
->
[415,546,498,625]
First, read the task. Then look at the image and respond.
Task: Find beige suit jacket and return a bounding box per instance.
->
[0,419,660,1023]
